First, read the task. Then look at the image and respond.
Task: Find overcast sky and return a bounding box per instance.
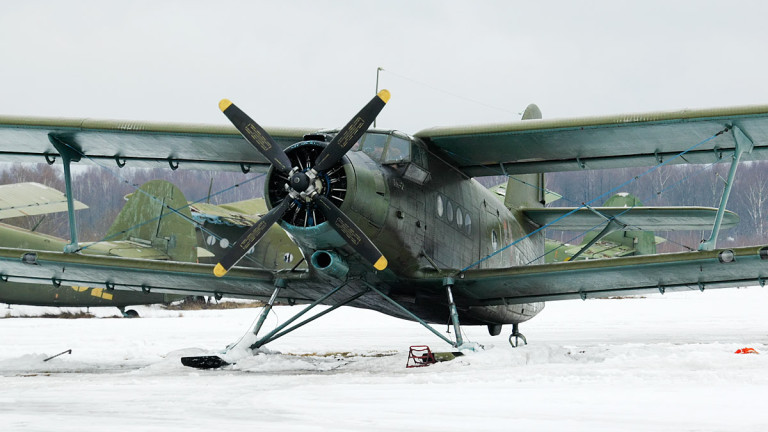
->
[2,1,768,135]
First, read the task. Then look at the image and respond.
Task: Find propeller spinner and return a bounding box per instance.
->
[213,90,391,277]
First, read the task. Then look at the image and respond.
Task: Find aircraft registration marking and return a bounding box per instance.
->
[70,286,114,301]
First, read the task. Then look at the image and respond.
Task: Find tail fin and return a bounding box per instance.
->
[521,103,542,121]
[504,103,545,212]
[106,180,197,262]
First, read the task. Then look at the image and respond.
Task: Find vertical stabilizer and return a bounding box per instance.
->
[106,180,197,262]
[521,103,542,121]
[505,103,545,212]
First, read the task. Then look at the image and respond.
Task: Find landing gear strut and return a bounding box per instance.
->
[508,323,527,347]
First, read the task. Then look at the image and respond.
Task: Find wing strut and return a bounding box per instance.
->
[699,126,753,251]
[48,135,82,253]
[566,220,624,262]
[362,279,481,351]
[182,280,371,369]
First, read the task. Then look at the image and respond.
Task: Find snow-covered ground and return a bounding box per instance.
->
[2,287,768,431]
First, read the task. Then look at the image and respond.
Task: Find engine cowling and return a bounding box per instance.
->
[264,142,390,255]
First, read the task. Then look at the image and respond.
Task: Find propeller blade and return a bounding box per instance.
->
[313,90,390,173]
[219,99,293,174]
[316,195,387,271]
[214,198,293,277]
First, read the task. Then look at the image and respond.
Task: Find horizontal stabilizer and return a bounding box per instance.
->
[523,206,738,231]
[0,182,87,220]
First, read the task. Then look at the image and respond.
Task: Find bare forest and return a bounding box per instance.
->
[2,160,766,253]
[0,163,263,241]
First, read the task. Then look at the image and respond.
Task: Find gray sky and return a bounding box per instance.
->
[2,0,768,135]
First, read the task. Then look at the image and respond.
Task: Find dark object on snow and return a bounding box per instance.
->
[181,355,231,369]
[43,349,72,362]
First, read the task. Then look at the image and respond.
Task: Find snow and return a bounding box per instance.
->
[2,288,768,431]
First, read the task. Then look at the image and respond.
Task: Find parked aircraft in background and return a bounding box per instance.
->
[0,181,305,316]
[0,181,192,316]
[543,193,666,263]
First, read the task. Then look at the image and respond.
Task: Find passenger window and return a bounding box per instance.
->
[464,213,472,234]
[446,201,454,222]
[436,195,444,217]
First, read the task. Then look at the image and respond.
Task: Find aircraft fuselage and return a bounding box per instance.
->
[267,132,546,328]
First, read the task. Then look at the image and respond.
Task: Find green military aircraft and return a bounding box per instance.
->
[0,90,764,368]
[188,196,304,272]
[542,193,667,263]
[0,181,306,316]
[0,180,195,316]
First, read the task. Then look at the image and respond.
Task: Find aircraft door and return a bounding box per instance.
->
[389,176,426,262]
[481,202,506,269]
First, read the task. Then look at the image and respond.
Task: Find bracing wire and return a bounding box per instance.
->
[47,137,269,266]
[455,126,731,274]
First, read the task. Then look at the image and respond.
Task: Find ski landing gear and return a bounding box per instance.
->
[363,278,481,352]
[508,323,527,348]
[181,279,369,369]
[180,277,483,370]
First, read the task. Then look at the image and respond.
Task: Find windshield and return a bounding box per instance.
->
[356,132,411,164]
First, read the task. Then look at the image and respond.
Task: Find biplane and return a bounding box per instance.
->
[0,90,764,367]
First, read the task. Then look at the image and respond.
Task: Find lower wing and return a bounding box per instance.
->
[0,247,310,302]
[415,245,768,305]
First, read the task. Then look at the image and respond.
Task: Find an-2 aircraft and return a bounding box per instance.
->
[0,181,306,315]
[0,90,765,368]
[0,181,194,316]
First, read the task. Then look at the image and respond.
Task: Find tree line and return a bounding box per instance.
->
[1,160,766,252]
[0,163,263,241]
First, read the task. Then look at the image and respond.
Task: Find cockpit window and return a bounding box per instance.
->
[359,133,388,161]
[356,132,430,184]
[357,132,412,164]
[382,136,410,164]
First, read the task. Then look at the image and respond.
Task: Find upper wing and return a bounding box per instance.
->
[523,206,739,231]
[0,246,311,302]
[422,245,768,305]
[0,182,87,219]
[415,105,768,177]
[0,116,317,172]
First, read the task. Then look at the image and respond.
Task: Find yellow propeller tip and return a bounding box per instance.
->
[219,99,233,112]
[374,256,388,271]
[213,263,228,277]
[377,89,391,103]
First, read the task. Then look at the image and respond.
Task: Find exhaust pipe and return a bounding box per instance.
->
[310,250,349,280]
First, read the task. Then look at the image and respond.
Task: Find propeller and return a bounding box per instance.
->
[213,90,391,278]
